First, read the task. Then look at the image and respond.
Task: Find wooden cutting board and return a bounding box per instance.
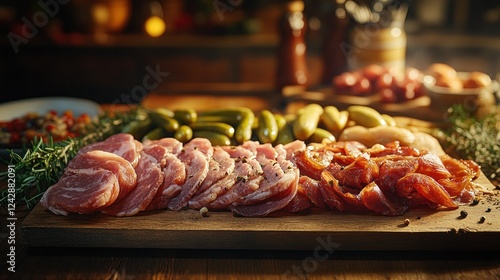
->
[21,173,500,251]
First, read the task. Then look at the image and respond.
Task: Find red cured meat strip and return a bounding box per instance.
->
[359,181,408,216]
[78,133,142,167]
[326,153,379,190]
[415,153,451,181]
[397,173,457,209]
[101,153,164,216]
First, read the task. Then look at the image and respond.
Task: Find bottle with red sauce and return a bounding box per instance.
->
[321,1,351,84]
[276,0,308,91]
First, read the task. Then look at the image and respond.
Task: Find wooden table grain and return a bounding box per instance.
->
[2,219,500,280]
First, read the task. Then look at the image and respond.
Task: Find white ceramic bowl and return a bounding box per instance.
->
[423,73,498,110]
[0,97,101,121]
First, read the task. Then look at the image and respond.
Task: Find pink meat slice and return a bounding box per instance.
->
[229,143,300,216]
[207,144,264,210]
[40,169,120,216]
[101,153,164,217]
[66,150,137,201]
[146,153,186,210]
[167,149,210,211]
[235,143,298,206]
[40,149,138,215]
[141,138,187,210]
[78,133,142,167]
[231,169,300,217]
[142,138,184,166]
[188,146,235,209]
[165,138,213,211]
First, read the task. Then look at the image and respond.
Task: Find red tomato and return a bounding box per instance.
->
[351,77,372,96]
[379,88,397,103]
[333,72,360,94]
[362,64,385,83]
[375,72,393,91]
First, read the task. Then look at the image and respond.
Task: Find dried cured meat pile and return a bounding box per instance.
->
[41,133,481,217]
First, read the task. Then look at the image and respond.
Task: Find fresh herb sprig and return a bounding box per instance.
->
[439,104,500,183]
[0,108,139,210]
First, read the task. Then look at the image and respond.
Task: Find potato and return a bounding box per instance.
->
[427,63,457,80]
[463,71,492,88]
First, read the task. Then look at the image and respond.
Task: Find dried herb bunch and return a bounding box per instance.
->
[440,104,500,183]
[0,109,139,210]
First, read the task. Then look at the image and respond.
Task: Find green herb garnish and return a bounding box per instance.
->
[0,108,139,210]
[439,104,500,183]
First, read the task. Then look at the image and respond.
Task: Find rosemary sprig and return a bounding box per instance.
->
[0,108,139,210]
[439,104,500,183]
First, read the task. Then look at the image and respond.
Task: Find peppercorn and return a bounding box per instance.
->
[486,208,492,213]
[459,210,468,219]
[479,216,486,224]
[403,219,410,226]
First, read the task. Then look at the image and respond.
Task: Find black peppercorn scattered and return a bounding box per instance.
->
[479,216,486,224]
[459,210,468,219]
[470,198,480,206]
[486,208,492,213]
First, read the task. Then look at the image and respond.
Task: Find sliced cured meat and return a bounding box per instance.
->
[318,173,345,211]
[66,150,137,201]
[366,142,420,157]
[41,169,120,215]
[298,176,326,208]
[167,139,212,211]
[376,158,417,194]
[397,173,457,209]
[359,181,408,216]
[415,153,451,181]
[283,189,313,213]
[40,149,138,215]
[326,153,379,189]
[142,138,183,167]
[208,145,264,209]
[146,153,186,210]
[294,148,334,180]
[234,143,299,206]
[188,147,235,209]
[321,170,364,208]
[231,169,299,217]
[78,133,142,166]
[143,138,186,210]
[101,153,164,216]
[283,140,306,162]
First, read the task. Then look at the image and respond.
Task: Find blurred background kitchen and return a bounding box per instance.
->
[1,0,499,104]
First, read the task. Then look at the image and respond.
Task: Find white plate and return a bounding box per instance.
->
[0,97,101,121]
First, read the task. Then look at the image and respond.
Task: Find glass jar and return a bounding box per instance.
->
[348,22,406,73]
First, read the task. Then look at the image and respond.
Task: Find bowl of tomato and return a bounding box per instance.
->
[0,97,101,148]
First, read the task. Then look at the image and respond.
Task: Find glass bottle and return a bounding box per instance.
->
[276,0,308,91]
